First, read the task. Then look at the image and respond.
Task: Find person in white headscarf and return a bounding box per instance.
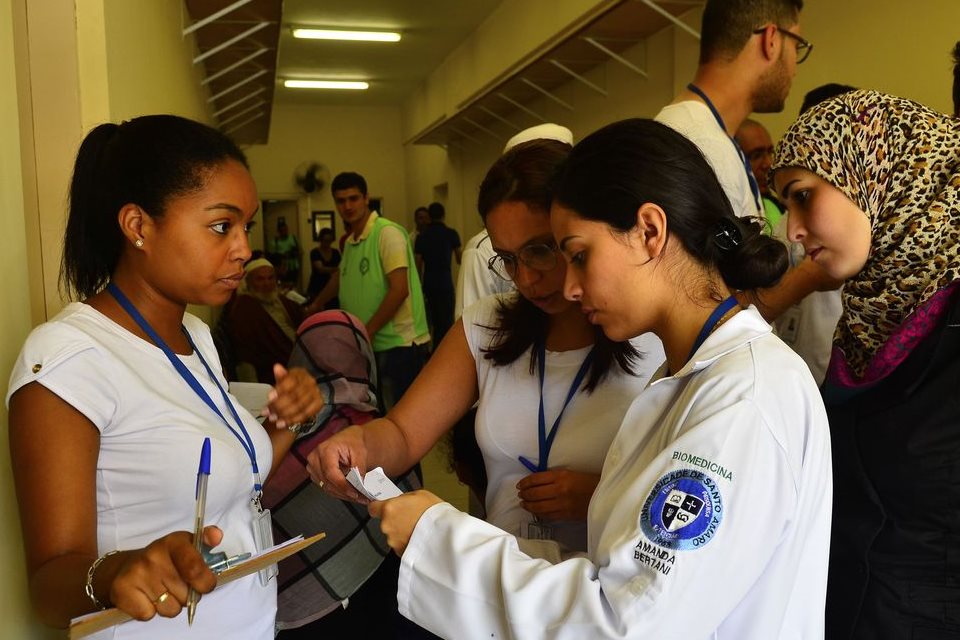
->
[454,124,576,319]
[225,257,304,384]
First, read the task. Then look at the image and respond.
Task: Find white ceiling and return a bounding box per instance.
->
[275,0,503,107]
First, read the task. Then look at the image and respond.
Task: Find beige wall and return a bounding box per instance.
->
[101,0,212,124]
[751,0,959,138]
[22,0,214,322]
[1,0,59,636]
[3,1,213,635]
[245,103,410,244]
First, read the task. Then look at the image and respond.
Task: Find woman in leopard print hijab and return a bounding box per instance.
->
[771,89,960,389]
[771,90,960,637]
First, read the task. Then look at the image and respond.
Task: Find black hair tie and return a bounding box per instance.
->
[713,218,742,252]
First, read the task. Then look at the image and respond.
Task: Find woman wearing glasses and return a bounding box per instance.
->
[363,119,830,639]
[310,125,663,561]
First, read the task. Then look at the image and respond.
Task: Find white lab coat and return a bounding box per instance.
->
[397,307,832,639]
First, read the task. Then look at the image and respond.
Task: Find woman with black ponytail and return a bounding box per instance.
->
[7,115,322,637]
[365,119,832,639]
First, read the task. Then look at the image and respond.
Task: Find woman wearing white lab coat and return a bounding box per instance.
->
[367,119,832,639]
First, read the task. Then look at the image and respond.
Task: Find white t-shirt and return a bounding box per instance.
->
[398,308,832,640]
[454,230,514,319]
[6,303,276,639]
[656,101,760,218]
[462,294,664,557]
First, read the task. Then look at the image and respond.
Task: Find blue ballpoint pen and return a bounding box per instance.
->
[187,437,211,626]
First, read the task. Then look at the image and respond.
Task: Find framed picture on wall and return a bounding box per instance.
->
[311,211,336,241]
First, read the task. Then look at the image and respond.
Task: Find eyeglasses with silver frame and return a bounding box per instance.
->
[486,242,560,281]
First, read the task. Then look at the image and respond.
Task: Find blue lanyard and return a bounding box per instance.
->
[519,343,595,473]
[106,283,262,492]
[686,83,763,215]
[687,295,740,362]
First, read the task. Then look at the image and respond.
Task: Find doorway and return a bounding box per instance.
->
[261,199,303,291]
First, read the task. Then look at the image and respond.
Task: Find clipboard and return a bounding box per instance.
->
[68,532,326,639]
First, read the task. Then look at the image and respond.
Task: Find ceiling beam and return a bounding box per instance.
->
[206,68,268,102]
[479,106,522,131]
[637,0,701,40]
[520,77,574,111]
[583,37,648,78]
[549,59,607,96]
[212,87,266,116]
[496,93,546,122]
[182,0,253,36]
[194,21,270,64]
[202,47,269,86]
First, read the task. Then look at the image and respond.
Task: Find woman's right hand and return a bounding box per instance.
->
[104,526,222,621]
[306,425,370,503]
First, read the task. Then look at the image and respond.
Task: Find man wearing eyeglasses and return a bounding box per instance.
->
[655,0,837,324]
[735,118,783,228]
[655,0,809,220]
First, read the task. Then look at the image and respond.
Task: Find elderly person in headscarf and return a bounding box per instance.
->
[771,89,960,639]
[225,257,305,383]
[263,310,422,637]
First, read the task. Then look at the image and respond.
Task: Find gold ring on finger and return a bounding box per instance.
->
[154,591,170,606]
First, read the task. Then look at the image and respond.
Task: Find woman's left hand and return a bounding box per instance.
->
[368,490,444,556]
[262,364,324,429]
[517,469,600,522]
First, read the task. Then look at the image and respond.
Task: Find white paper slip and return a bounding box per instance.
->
[228,381,272,414]
[346,466,403,500]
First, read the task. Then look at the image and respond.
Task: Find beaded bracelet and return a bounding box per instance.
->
[84,549,120,610]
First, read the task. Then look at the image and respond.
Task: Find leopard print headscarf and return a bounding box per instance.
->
[772,90,960,385]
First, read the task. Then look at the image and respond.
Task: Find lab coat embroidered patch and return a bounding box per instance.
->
[640,468,723,551]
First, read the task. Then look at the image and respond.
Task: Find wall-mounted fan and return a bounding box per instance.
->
[294,162,330,194]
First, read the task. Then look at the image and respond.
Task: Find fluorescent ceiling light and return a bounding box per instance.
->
[292,28,400,42]
[284,79,369,90]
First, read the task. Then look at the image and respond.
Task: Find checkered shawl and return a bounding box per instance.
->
[262,310,422,629]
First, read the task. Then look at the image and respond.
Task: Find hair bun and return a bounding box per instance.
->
[715,217,788,290]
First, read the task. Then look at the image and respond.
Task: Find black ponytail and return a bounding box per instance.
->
[61,115,248,299]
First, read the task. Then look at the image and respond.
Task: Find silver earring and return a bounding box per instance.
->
[135,238,144,248]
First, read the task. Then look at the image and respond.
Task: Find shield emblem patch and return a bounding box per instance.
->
[661,489,704,531]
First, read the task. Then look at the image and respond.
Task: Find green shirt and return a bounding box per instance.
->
[340,213,429,351]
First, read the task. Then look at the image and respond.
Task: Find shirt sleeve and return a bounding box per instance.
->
[397,399,799,639]
[379,225,411,274]
[7,323,119,430]
[456,248,498,317]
